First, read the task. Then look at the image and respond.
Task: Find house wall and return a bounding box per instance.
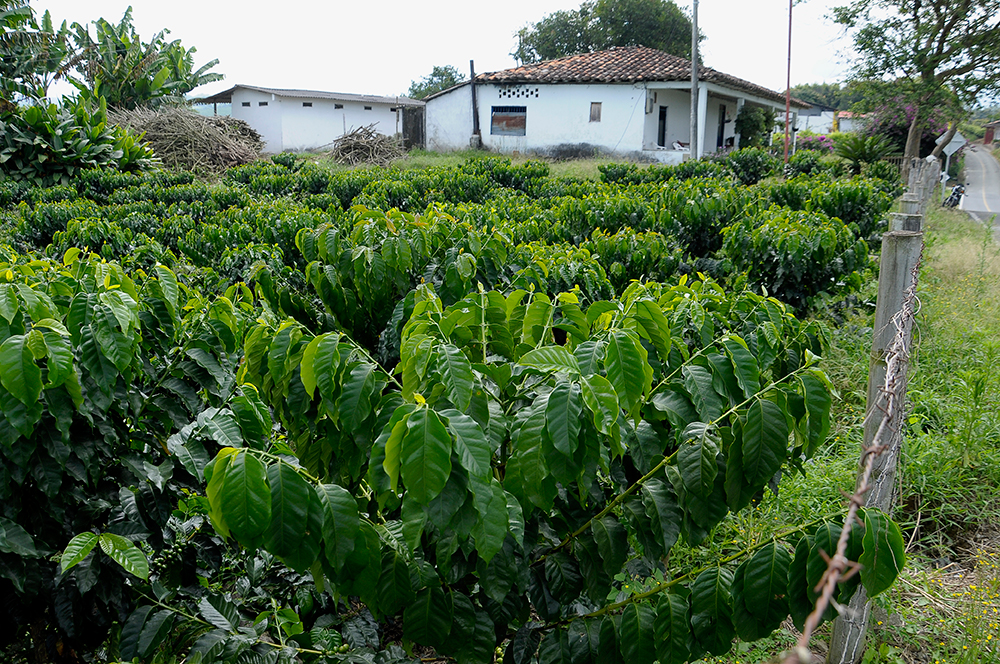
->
[481,82,647,156]
[426,85,474,151]
[232,88,283,153]
[231,88,403,153]
[281,99,399,152]
[799,110,835,134]
[426,79,795,159]
[427,83,647,157]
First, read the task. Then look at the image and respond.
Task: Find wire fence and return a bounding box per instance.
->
[781,253,922,664]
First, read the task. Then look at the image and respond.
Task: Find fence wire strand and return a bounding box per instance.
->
[781,251,922,664]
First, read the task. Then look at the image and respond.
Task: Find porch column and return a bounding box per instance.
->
[696,83,709,158]
[734,98,746,149]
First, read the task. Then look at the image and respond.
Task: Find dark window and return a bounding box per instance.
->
[364,106,372,110]
[334,103,344,109]
[241,101,250,107]
[590,102,602,122]
[258,101,268,107]
[302,102,312,107]
[491,105,526,136]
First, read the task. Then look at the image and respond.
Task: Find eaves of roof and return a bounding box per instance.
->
[196,85,424,107]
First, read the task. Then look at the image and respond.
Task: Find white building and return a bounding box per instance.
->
[198,85,425,154]
[798,102,837,134]
[425,47,810,163]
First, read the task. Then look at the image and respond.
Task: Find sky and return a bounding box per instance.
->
[31,0,856,100]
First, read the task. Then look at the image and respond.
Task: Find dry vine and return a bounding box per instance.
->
[782,254,923,664]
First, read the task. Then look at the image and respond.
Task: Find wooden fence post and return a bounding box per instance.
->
[826,214,924,664]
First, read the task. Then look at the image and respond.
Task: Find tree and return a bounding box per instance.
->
[787,82,864,110]
[734,104,775,147]
[833,0,1000,171]
[406,65,466,100]
[0,2,76,107]
[69,7,223,109]
[513,0,694,64]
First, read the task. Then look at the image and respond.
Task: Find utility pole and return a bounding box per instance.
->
[783,0,793,163]
[470,60,481,149]
[690,0,699,159]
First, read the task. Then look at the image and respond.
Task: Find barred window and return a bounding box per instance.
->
[491,106,526,136]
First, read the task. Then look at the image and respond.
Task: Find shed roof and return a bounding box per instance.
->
[449,46,808,108]
[196,85,424,107]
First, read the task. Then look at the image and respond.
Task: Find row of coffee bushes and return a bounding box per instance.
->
[1,155,896,349]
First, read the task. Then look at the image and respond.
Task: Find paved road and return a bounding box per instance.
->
[960,144,1000,229]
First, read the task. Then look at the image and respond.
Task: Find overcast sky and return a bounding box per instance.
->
[32,0,855,99]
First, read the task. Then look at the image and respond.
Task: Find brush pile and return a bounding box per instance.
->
[108,106,264,172]
[329,124,403,166]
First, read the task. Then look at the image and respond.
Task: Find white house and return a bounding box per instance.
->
[798,102,837,134]
[198,85,425,153]
[834,111,867,133]
[424,47,810,163]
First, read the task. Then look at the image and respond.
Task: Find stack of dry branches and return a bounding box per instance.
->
[328,124,403,166]
[108,106,264,172]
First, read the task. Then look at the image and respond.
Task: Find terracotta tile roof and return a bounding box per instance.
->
[476,46,809,108]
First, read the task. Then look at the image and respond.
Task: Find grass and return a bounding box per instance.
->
[290,147,624,180]
[694,204,1000,664]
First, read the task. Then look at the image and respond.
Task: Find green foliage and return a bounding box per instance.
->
[833,133,894,175]
[598,160,735,185]
[0,96,158,186]
[513,0,695,64]
[722,147,781,185]
[721,205,871,311]
[787,82,865,110]
[0,249,250,655]
[0,155,909,661]
[407,65,466,100]
[733,106,776,149]
[832,0,1000,161]
[810,177,894,241]
[0,3,75,105]
[68,6,223,109]
[862,159,902,193]
[784,151,824,178]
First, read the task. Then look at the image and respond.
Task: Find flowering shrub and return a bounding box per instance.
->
[797,135,834,152]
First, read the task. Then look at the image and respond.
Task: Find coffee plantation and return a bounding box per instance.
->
[0,151,904,664]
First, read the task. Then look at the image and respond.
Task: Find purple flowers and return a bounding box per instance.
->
[798,135,834,152]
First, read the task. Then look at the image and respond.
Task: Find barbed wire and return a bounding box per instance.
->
[781,249,923,664]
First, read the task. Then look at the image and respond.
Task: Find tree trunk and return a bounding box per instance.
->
[930,122,959,159]
[901,104,923,181]
[30,619,49,664]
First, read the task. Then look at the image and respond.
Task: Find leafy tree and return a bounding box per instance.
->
[513,0,695,64]
[851,80,954,156]
[733,105,775,148]
[833,0,1000,169]
[787,82,864,110]
[69,6,223,109]
[0,1,76,107]
[406,65,466,100]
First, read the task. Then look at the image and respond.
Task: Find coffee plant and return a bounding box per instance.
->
[0,155,904,663]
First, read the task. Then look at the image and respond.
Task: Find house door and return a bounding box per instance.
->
[657,106,668,147]
[717,104,727,149]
